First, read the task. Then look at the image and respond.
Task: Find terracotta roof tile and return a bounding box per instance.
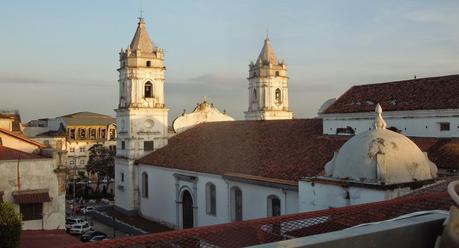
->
[0,145,47,160]
[13,190,50,204]
[323,74,459,114]
[137,119,348,183]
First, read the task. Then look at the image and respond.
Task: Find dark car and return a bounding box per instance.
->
[80,231,107,242]
[89,234,108,242]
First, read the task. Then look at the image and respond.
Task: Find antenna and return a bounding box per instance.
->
[139,0,144,19]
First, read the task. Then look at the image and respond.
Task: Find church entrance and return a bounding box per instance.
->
[182,190,194,229]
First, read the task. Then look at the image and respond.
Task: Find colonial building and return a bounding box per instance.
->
[245,37,293,120]
[172,97,234,133]
[114,17,169,213]
[320,75,459,137]
[24,112,116,178]
[0,124,66,230]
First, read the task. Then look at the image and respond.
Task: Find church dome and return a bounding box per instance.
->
[324,104,438,184]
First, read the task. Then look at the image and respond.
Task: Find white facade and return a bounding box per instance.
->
[298,179,412,212]
[245,38,293,120]
[172,97,234,133]
[115,18,169,213]
[133,164,298,229]
[321,109,459,138]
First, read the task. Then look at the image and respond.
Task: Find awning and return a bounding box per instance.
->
[12,190,50,204]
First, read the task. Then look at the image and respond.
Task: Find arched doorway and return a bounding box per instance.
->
[182,190,194,229]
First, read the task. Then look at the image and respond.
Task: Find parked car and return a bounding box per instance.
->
[65,218,86,231]
[81,206,96,214]
[80,231,107,242]
[69,223,92,235]
[89,234,108,242]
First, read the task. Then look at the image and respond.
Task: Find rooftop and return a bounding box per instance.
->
[60,112,115,126]
[322,74,459,114]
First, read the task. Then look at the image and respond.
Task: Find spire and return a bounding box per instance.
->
[373,104,387,130]
[129,17,155,53]
[256,37,278,65]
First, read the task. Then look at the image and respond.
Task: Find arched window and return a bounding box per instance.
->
[146,61,151,67]
[230,187,242,221]
[275,71,280,77]
[253,89,257,102]
[206,183,216,215]
[275,88,282,104]
[142,172,148,198]
[267,195,281,217]
[144,82,153,98]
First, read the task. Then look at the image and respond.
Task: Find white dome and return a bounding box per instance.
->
[325,104,438,184]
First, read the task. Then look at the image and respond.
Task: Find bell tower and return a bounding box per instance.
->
[115,18,169,213]
[244,37,293,120]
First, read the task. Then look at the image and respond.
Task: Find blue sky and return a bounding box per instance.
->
[1,0,459,122]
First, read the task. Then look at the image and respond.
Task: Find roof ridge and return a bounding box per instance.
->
[353,74,459,88]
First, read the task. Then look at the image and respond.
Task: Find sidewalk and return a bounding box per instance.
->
[104,208,172,234]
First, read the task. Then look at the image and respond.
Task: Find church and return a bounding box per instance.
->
[114,18,459,229]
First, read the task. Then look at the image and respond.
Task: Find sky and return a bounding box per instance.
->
[1,0,459,122]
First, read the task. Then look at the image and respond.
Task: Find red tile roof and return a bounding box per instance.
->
[0,145,47,160]
[13,190,50,204]
[137,119,348,184]
[323,74,459,114]
[136,119,459,184]
[68,190,454,248]
[21,230,80,248]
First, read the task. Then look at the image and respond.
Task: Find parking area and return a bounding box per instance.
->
[66,202,130,241]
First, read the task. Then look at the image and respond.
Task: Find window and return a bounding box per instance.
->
[275,88,282,104]
[79,129,86,138]
[336,126,355,135]
[90,129,96,139]
[101,129,106,139]
[440,122,450,131]
[387,126,402,133]
[144,141,154,151]
[109,129,116,140]
[20,203,43,220]
[206,183,216,215]
[121,172,124,182]
[80,159,85,165]
[275,71,280,77]
[142,172,148,198]
[144,82,153,98]
[121,141,125,150]
[70,147,75,152]
[80,147,85,152]
[267,195,281,217]
[69,159,76,166]
[69,129,76,139]
[253,89,257,102]
[146,61,151,67]
[230,187,242,221]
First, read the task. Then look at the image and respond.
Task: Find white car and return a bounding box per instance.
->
[65,218,86,230]
[81,206,96,214]
[69,223,92,235]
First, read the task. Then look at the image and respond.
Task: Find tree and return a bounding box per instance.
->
[86,144,115,193]
[0,202,22,248]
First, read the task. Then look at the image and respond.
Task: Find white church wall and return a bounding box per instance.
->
[322,109,459,137]
[137,164,299,229]
[114,159,138,212]
[298,180,411,212]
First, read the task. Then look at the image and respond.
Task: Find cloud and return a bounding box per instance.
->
[0,76,109,87]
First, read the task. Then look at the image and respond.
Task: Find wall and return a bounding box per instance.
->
[137,165,299,229]
[0,132,41,153]
[298,180,410,212]
[0,158,65,230]
[321,109,459,137]
[114,158,138,213]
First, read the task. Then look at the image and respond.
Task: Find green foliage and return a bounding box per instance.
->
[86,144,115,192]
[0,202,22,248]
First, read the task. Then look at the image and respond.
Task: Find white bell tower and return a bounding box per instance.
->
[245,37,293,120]
[114,17,169,213]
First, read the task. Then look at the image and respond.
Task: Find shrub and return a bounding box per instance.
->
[0,202,22,248]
